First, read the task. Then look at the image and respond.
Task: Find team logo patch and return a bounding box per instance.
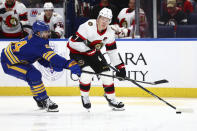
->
[5,15,19,27]
[88,22,93,26]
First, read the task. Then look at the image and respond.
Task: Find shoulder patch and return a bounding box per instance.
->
[88,21,93,26]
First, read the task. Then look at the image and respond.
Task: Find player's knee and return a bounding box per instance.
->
[26,68,42,83]
[80,66,94,84]
[101,71,114,85]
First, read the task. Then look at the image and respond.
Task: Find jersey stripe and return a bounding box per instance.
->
[105,41,117,51]
[4,44,20,64]
[43,51,56,61]
[76,32,86,40]
[32,83,44,88]
[7,64,27,74]
[48,53,56,61]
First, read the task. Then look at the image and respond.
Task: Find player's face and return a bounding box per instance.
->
[97,16,110,30]
[44,10,53,19]
[39,31,51,39]
[129,0,135,10]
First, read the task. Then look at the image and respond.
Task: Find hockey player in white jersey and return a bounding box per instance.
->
[36,2,64,38]
[67,8,126,111]
[111,0,147,38]
[0,0,30,38]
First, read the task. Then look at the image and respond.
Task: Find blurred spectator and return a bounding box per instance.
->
[191,0,197,12]
[36,2,64,38]
[110,0,129,13]
[111,0,148,38]
[0,0,30,38]
[0,0,5,5]
[177,0,193,15]
[90,0,118,24]
[158,0,188,26]
[75,0,91,17]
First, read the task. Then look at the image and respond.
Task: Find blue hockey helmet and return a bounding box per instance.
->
[32,21,50,33]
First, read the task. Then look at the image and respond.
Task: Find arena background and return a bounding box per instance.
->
[1,0,197,97]
[1,39,197,97]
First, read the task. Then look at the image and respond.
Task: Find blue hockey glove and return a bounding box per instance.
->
[66,59,81,76]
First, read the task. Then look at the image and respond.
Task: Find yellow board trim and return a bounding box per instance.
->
[7,64,27,74]
[0,87,197,97]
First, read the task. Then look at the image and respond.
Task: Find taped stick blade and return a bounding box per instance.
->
[154,79,169,84]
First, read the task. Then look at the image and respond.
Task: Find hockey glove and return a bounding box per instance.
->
[66,59,81,76]
[115,63,126,81]
[85,40,103,50]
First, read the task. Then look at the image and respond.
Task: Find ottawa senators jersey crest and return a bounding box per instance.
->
[5,15,19,27]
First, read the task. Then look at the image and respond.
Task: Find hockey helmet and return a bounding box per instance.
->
[32,21,50,33]
[98,8,112,23]
[44,2,54,10]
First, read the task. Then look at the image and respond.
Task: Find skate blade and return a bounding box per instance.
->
[46,108,59,112]
[83,108,91,112]
[112,107,125,111]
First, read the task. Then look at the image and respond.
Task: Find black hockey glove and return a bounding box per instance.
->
[115,63,126,81]
[85,40,104,50]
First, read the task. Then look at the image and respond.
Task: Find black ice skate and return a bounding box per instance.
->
[81,96,91,111]
[41,98,59,112]
[33,97,44,109]
[104,94,125,111]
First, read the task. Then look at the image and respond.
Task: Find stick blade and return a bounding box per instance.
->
[176,108,194,113]
[154,79,169,84]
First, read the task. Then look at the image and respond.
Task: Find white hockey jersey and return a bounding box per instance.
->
[67,19,123,66]
[0,1,29,37]
[36,12,64,38]
[117,8,147,37]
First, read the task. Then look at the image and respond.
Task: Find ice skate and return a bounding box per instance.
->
[41,98,59,112]
[81,96,91,111]
[104,94,125,111]
[33,97,45,109]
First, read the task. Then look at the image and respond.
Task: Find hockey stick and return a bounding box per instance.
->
[100,53,168,85]
[81,70,167,85]
[82,70,193,114]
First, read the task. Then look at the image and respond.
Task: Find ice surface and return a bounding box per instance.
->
[0,96,196,131]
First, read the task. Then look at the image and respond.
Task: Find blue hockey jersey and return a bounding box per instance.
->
[1,34,68,69]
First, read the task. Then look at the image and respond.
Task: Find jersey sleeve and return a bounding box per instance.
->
[76,21,89,40]
[105,29,122,66]
[17,3,29,25]
[39,41,69,69]
[67,20,92,52]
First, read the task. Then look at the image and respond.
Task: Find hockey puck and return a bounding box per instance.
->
[176,111,182,114]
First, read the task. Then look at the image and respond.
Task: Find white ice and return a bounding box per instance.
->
[0,96,197,131]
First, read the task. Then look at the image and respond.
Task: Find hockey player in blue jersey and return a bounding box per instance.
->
[0,21,81,112]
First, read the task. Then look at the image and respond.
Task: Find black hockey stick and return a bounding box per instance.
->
[81,70,193,113]
[99,53,168,85]
[82,70,167,85]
